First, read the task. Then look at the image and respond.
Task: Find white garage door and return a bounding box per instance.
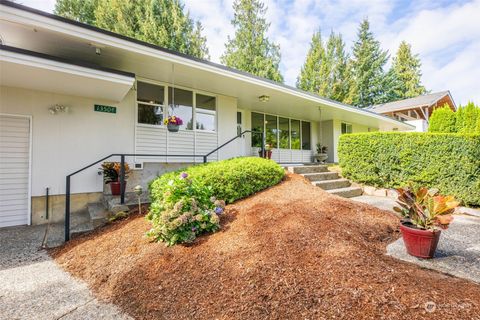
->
[0,115,31,227]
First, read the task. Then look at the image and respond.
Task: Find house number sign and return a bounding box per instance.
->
[94,104,117,114]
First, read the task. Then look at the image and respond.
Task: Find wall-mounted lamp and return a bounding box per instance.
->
[48,104,69,115]
[258,95,270,103]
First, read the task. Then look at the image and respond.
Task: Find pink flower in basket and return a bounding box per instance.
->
[164,116,183,126]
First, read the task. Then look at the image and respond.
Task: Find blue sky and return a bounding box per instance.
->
[18,0,480,105]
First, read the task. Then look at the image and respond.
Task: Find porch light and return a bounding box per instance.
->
[48,104,68,115]
[258,95,270,102]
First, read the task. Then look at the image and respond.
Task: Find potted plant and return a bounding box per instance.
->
[313,143,328,163]
[394,186,459,259]
[100,162,131,196]
[258,143,273,159]
[164,115,183,132]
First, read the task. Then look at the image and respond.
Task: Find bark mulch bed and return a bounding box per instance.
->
[51,174,480,319]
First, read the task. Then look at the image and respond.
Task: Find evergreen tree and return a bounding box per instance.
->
[54,0,98,25]
[391,41,426,99]
[346,19,389,108]
[54,0,209,59]
[428,105,456,133]
[297,31,349,103]
[325,32,350,102]
[456,102,480,133]
[221,0,283,82]
[296,30,326,93]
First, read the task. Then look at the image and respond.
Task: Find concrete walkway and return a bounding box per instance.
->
[352,195,480,284]
[0,224,131,320]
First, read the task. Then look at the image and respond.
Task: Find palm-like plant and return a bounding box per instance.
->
[394,186,459,230]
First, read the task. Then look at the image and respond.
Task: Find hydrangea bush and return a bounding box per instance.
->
[146,172,225,246]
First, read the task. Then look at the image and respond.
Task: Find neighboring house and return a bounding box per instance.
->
[369,91,456,132]
[0,1,412,229]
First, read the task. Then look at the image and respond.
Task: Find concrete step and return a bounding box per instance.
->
[102,192,150,211]
[87,202,109,228]
[327,186,363,198]
[287,165,328,174]
[313,178,351,190]
[303,172,339,182]
[70,211,94,238]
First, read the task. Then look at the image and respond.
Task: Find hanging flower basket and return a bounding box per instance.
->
[164,116,183,132]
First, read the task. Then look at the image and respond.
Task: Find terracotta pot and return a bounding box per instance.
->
[400,223,441,259]
[258,150,273,159]
[110,181,126,196]
[167,124,180,132]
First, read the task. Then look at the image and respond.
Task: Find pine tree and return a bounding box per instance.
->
[221,0,283,82]
[54,0,98,25]
[346,19,389,108]
[297,31,349,103]
[325,32,350,102]
[391,41,426,99]
[54,0,209,60]
[297,30,325,93]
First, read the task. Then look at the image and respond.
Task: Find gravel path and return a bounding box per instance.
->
[0,224,131,320]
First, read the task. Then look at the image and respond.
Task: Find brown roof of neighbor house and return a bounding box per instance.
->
[369,91,456,113]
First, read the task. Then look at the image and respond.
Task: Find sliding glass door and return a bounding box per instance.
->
[250,112,311,150]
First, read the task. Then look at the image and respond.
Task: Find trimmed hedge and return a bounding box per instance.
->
[149,157,285,204]
[338,132,480,206]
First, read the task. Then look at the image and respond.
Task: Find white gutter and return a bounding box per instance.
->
[0,3,413,130]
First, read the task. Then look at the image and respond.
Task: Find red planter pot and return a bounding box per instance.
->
[258,150,272,159]
[110,181,127,196]
[400,223,441,259]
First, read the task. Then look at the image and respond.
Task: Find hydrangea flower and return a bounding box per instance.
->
[214,207,223,214]
[180,172,188,179]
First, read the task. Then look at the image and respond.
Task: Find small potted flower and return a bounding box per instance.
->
[394,186,459,259]
[313,143,328,163]
[100,162,131,195]
[258,143,273,159]
[164,115,183,132]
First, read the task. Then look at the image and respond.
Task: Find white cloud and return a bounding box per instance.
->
[17,0,480,104]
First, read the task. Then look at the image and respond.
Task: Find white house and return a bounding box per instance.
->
[0,1,413,230]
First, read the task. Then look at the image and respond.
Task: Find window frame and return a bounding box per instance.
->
[135,78,218,133]
[136,80,167,127]
[341,122,353,134]
[195,93,217,133]
[250,110,312,151]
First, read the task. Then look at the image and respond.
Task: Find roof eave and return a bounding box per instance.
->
[0,0,412,130]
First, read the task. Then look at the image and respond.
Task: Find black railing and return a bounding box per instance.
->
[64,131,264,241]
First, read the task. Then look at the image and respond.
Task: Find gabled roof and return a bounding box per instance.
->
[370,91,455,114]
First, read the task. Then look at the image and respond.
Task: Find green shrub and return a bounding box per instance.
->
[428,105,456,133]
[146,157,284,245]
[149,157,285,204]
[146,172,225,245]
[429,102,480,133]
[338,132,480,206]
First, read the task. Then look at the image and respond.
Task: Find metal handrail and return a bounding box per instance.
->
[203,130,264,163]
[64,131,265,241]
[64,154,203,241]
